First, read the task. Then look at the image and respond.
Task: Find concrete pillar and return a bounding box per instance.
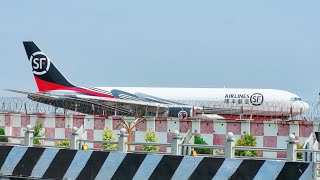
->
[118,128,128,153]
[225,132,235,158]
[70,127,79,150]
[241,120,250,135]
[24,125,34,147]
[286,134,297,161]
[171,130,181,155]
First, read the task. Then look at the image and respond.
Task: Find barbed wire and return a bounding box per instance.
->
[0,97,319,121]
[0,97,64,115]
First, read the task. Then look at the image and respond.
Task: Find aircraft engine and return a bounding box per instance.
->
[168,107,192,118]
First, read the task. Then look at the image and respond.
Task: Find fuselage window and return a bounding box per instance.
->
[290,97,302,101]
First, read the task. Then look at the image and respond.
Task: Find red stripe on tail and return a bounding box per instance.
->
[35,77,114,98]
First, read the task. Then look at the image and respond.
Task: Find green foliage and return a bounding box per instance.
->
[297,143,303,159]
[102,127,117,150]
[58,140,70,147]
[142,129,160,152]
[213,149,225,156]
[0,128,8,142]
[194,136,212,154]
[235,134,258,157]
[33,121,43,145]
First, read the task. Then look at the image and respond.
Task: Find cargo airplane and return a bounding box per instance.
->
[7,42,310,119]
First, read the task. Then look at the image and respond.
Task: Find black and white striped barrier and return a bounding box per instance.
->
[0,146,313,180]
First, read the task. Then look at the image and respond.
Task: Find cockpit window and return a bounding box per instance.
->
[290,97,302,101]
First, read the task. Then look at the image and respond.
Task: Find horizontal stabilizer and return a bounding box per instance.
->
[5,89,59,100]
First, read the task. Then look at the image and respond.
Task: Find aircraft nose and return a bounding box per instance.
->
[293,101,309,114]
[301,101,309,113]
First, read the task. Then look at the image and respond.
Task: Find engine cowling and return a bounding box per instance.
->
[168,107,192,118]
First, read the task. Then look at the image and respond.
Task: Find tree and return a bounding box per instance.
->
[0,128,8,142]
[33,121,43,145]
[102,127,117,150]
[116,117,145,150]
[235,134,258,157]
[142,129,159,152]
[194,136,212,154]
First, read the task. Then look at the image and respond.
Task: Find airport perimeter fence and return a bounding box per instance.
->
[0,126,311,159]
[0,97,320,121]
[0,127,319,178]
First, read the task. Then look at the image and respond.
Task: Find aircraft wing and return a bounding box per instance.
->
[6,89,194,116]
[74,94,187,108]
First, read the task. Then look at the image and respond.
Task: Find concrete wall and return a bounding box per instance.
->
[0,146,313,179]
[1,113,319,158]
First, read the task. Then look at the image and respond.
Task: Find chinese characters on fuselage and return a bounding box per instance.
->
[224,94,250,105]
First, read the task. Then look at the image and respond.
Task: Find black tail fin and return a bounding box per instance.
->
[23,41,75,92]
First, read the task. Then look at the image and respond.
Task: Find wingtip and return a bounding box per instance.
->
[4,89,16,92]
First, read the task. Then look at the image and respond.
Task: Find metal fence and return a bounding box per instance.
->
[0,97,320,120]
[1,126,319,177]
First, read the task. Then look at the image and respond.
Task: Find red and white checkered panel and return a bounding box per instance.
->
[1,113,318,158]
[0,114,5,129]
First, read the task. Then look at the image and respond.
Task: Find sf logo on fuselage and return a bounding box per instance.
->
[30,51,51,75]
[178,111,187,119]
[250,93,264,106]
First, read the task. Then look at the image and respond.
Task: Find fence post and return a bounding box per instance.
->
[171,130,181,155]
[118,128,128,153]
[225,132,235,158]
[286,134,297,161]
[70,127,79,150]
[24,125,34,147]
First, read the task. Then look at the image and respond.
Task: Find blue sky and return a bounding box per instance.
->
[0,1,319,101]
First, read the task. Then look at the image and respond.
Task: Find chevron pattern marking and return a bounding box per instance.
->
[0,146,312,180]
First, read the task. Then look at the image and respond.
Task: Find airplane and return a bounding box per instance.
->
[7,41,310,120]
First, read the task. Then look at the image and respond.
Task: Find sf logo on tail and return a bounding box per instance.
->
[30,51,51,75]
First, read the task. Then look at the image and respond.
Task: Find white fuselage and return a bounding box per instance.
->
[98,87,309,117]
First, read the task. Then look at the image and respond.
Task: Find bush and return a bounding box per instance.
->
[297,143,303,159]
[142,129,160,152]
[0,128,8,142]
[213,149,225,156]
[235,134,258,157]
[194,136,212,154]
[58,140,70,147]
[102,127,117,150]
[33,121,43,145]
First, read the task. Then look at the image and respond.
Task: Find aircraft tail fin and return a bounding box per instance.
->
[23,41,76,92]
